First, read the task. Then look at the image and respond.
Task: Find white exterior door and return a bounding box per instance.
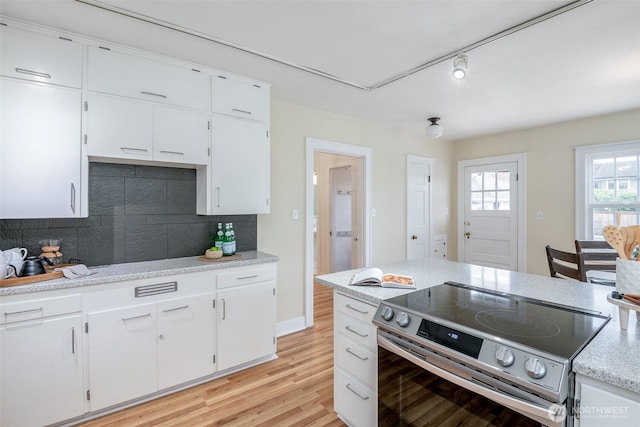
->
[406,155,432,260]
[460,156,523,271]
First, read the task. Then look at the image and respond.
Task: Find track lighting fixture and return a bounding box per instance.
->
[452,54,468,80]
[426,117,443,139]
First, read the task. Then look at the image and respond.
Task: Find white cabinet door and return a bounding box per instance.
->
[0,78,82,218]
[157,292,216,389]
[1,314,84,427]
[217,281,276,371]
[212,75,269,122]
[0,25,83,88]
[154,106,209,165]
[87,46,209,111]
[575,374,640,426]
[210,115,270,214]
[87,303,158,411]
[86,93,154,160]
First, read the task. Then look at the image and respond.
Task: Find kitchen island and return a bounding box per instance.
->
[315,257,640,426]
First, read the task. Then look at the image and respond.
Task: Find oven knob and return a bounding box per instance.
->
[525,357,547,379]
[396,312,410,327]
[495,346,515,367]
[381,306,395,321]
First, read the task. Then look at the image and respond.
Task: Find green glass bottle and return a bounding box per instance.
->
[214,222,224,250]
[222,223,233,256]
[229,222,236,255]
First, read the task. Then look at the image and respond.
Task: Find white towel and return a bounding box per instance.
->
[55,264,96,279]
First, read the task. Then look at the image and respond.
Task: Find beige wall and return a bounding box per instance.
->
[258,99,453,324]
[451,108,640,276]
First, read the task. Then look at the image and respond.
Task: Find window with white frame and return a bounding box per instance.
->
[576,141,640,240]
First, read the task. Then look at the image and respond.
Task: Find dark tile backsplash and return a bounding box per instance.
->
[0,163,257,266]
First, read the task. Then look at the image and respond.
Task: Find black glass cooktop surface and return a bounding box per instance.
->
[383,282,610,359]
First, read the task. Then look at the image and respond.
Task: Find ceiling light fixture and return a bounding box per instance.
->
[452,54,468,80]
[426,117,443,139]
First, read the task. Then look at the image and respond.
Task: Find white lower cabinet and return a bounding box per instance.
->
[0,294,84,427]
[84,272,216,412]
[574,374,640,427]
[216,265,277,371]
[333,291,378,427]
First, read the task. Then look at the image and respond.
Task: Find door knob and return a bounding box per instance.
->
[465,232,471,239]
[412,235,418,240]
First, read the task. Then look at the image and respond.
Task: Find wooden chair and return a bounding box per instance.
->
[545,245,585,281]
[575,240,618,285]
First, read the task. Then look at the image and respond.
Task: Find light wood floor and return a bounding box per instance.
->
[78,284,345,426]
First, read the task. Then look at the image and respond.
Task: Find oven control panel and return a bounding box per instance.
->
[373,303,568,399]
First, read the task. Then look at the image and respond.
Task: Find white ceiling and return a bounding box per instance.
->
[1,0,639,140]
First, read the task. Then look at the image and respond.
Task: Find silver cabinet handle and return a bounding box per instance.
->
[237,275,259,280]
[162,304,189,313]
[345,347,368,361]
[120,147,149,153]
[346,383,370,401]
[15,68,51,79]
[345,304,369,315]
[4,307,43,317]
[140,91,167,99]
[70,182,76,214]
[345,325,368,338]
[221,298,226,320]
[231,108,252,115]
[159,150,184,156]
[216,186,221,208]
[121,312,151,322]
[71,327,76,354]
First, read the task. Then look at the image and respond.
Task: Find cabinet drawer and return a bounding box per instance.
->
[334,368,377,427]
[88,46,209,111]
[216,265,276,289]
[1,294,82,324]
[0,25,83,89]
[334,292,377,324]
[335,312,377,350]
[212,74,269,122]
[335,333,377,389]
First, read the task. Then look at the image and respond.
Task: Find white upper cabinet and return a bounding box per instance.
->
[87,46,210,111]
[0,79,83,218]
[0,24,83,89]
[212,74,270,122]
[86,93,209,166]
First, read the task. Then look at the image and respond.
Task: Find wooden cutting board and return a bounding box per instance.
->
[0,264,75,287]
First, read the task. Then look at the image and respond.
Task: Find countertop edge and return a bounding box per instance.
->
[0,251,279,296]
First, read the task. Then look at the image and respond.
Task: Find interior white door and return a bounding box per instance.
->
[406,156,432,260]
[462,161,518,270]
[330,165,352,272]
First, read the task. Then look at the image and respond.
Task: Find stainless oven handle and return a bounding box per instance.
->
[377,334,563,427]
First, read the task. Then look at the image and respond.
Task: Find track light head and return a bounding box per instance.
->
[452,54,468,80]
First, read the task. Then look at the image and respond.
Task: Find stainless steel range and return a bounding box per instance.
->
[373,281,610,426]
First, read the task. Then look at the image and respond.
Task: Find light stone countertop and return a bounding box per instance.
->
[0,251,278,297]
[315,257,640,395]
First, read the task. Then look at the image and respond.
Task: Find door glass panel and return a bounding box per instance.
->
[471,173,483,191]
[469,171,511,211]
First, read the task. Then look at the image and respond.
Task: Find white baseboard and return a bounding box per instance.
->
[277,316,307,337]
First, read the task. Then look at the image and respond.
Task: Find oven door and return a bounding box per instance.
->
[378,332,567,427]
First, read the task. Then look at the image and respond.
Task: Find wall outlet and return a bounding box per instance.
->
[536,211,543,220]
[292,209,299,220]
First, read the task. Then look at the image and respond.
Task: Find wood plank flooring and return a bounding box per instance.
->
[77,284,345,426]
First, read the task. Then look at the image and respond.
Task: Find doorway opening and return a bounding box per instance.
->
[305,138,372,327]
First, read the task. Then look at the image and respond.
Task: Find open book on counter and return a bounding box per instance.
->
[348,267,416,289]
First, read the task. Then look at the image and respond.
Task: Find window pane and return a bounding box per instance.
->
[484,191,496,210]
[484,172,496,191]
[592,207,615,238]
[471,173,482,191]
[497,171,510,190]
[496,191,510,210]
[471,191,483,210]
[619,208,639,226]
[617,156,637,178]
[593,158,613,179]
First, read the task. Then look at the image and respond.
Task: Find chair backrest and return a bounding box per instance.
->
[574,240,618,272]
[545,245,585,281]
